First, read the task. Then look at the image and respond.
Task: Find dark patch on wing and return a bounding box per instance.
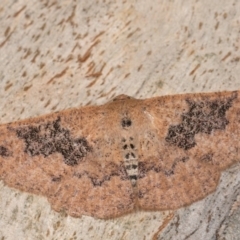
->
[15,117,92,166]
[165,93,237,150]
[51,175,62,182]
[121,117,132,128]
[0,146,11,157]
[199,152,214,163]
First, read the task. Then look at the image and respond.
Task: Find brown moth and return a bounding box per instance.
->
[0,90,239,219]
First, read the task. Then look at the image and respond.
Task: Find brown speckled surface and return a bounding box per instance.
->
[1,0,240,239]
[0,91,240,220]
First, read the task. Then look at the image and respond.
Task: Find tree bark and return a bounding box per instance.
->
[0,0,240,239]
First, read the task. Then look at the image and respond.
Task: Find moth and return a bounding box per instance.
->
[0,90,239,219]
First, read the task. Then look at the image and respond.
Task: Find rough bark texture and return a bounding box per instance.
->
[0,0,240,239]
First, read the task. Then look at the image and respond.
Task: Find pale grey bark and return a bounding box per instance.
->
[0,0,240,239]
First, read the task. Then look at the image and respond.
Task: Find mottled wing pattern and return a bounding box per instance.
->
[0,104,134,219]
[1,91,240,219]
[136,91,240,211]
